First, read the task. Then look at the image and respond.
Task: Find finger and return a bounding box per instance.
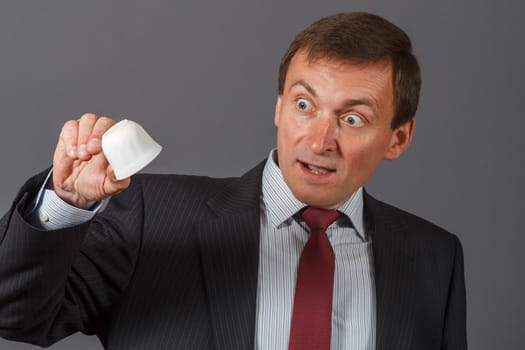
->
[107,165,119,182]
[77,113,99,160]
[105,165,131,194]
[53,120,79,188]
[86,116,116,154]
[59,119,79,159]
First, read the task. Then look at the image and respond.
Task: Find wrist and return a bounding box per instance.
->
[50,177,93,210]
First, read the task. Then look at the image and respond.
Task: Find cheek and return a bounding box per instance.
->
[339,135,389,167]
[276,122,293,161]
[278,115,305,145]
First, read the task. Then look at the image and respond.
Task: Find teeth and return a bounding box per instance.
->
[307,164,330,175]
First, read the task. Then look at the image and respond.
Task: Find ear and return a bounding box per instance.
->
[274,96,282,127]
[383,118,416,160]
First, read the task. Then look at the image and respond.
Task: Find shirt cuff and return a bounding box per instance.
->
[27,170,109,230]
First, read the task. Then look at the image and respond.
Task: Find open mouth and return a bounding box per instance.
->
[300,161,336,176]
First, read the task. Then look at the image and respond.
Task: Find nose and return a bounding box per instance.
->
[308,115,338,154]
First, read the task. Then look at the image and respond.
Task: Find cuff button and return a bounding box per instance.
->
[40,212,50,222]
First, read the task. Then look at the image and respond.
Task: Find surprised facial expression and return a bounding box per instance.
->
[274,50,415,209]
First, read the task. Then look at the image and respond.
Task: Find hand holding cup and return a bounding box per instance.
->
[52,113,161,209]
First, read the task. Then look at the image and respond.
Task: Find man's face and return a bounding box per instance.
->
[275,50,414,209]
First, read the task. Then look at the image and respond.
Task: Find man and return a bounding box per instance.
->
[0,12,466,350]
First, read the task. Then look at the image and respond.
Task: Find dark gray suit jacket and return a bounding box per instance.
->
[0,161,466,349]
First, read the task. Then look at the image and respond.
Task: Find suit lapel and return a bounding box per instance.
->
[197,162,265,350]
[365,193,419,350]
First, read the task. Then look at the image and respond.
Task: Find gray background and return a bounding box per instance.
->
[0,0,523,349]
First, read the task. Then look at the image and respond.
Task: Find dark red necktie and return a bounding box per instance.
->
[288,207,340,350]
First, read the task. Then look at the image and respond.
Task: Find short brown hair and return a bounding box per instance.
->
[278,12,421,129]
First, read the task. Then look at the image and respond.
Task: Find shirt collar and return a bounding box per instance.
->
[261,149,366,239]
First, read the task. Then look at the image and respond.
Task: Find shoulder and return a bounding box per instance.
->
[130,173,237,203]
[124,160,266,207]
[136,172,233,190]
[364,192,462,252]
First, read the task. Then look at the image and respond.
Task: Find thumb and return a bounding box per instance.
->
[104,165,131,194]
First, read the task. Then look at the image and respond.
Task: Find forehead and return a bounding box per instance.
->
[287,49,392,83]
[285,50,395,110]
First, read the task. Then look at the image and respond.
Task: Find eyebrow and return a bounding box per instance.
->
[338,98,377,115]
[290,79,318,97]
[289,79,378,114]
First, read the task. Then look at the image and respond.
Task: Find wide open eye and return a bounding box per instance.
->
[296,98,313,111]
[344,114,364,126]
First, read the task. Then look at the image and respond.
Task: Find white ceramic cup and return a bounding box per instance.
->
[101,119,162,180]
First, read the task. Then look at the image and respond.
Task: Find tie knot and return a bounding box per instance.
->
[302,207,340,231]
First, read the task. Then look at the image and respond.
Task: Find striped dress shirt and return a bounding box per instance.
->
[255,151,376,349]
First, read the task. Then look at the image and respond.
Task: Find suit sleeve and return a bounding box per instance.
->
[441,236,468,349]
[0,171,143,347]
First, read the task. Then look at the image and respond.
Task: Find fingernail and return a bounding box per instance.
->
[78,144,87,157]
[88,138,100,147]
[67,146,77,157]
